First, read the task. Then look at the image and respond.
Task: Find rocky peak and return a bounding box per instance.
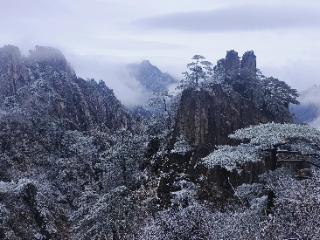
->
[0,45,22,60]
[27,45,74,75]
[0,45,29,98]
[29,46,66,61]
[127,60,176,93]
[140,60,152,67]
[174,50,292,148]
[0,45,132,131]
[240,51,257,79]
[225,50,240,79]
[220,50,258,81]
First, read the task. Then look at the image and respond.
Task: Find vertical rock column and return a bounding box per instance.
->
[240,51,257,79]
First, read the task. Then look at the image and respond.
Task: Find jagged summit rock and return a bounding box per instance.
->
[28,45,73,74]
[0,44,143,239]
[29,46,66,61]
[127,60,176,93]
[0,45,29,98]
[240,51,257,79]
[140,59,152,66]
[0,45,131,131]
[0,45,21,59]
[225,50,240,79]
[217,50,257,81]
[174,50,293,148]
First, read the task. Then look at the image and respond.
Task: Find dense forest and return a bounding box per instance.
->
[1,45,320,240]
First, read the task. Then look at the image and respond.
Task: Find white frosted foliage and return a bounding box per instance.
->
[202,144,261,171]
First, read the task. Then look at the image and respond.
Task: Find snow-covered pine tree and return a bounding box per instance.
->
[203,123,320,171]
[178,55,214,90]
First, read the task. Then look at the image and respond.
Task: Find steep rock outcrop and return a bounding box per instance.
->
[198,153,275,201]
[0,45,30,98]
[225,50,240,79]
[0,45,132,131]
[174,86,276,147]
[0,45,144,239]
[174,50,294,148]
[240,51,256,79]
[0,180,69,239]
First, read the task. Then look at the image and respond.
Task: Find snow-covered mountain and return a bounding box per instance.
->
[127,60,177,93]
[1,46,320,239]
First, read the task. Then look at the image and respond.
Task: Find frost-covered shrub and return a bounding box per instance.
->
[171,135,192,154]
[203,123,320,171]
[71,186,145,240]
[230,122,320,150]
[259,169,320,239]
[202,144,261,171]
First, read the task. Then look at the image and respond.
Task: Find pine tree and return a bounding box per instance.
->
[178,55,213,90]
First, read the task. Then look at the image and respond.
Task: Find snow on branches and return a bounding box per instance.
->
[202,144,261,171]
[203,123,320,171]
[171,135,192,154]
[178,55,214,90]
[230,122,320,151]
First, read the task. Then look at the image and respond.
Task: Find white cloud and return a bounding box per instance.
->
[1,0,320,103]
[135,5,320,32]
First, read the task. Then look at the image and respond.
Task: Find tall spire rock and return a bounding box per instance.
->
[0,45,30,97]
[225,50,240,79]
[174,50,294,148]
[240,51,257,79]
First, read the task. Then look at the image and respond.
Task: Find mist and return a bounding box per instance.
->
[2,0,320,104]
[294,86,320,129]
[66,54,151,107]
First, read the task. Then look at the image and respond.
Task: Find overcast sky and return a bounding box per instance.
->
[1,0,320,103]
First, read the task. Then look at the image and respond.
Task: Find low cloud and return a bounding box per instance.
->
[135,4,320,32]
[262,60,320,91]
[68,54,150,107]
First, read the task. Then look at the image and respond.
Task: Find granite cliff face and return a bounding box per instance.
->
[0,46,309,239]
[0,45,140,239]
[0,45,131,131]
[0,45,30,98]
[174,50,292,148]
[174,86,273,147]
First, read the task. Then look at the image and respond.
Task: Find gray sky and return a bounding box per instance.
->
[1,0,320,103]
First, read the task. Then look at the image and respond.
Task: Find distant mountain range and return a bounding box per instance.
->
[127,60,177,93]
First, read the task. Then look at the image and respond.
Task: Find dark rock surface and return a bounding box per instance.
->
[174,51,293,148]
[174,86,281,148]
[225,50,240,79]
[0,45,142,239]
[0,45,306,239]
[240,51,257,79]
[0,45,132,131]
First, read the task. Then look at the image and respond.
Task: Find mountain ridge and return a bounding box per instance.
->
[127,59,177,93]
[0,45,132,131]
